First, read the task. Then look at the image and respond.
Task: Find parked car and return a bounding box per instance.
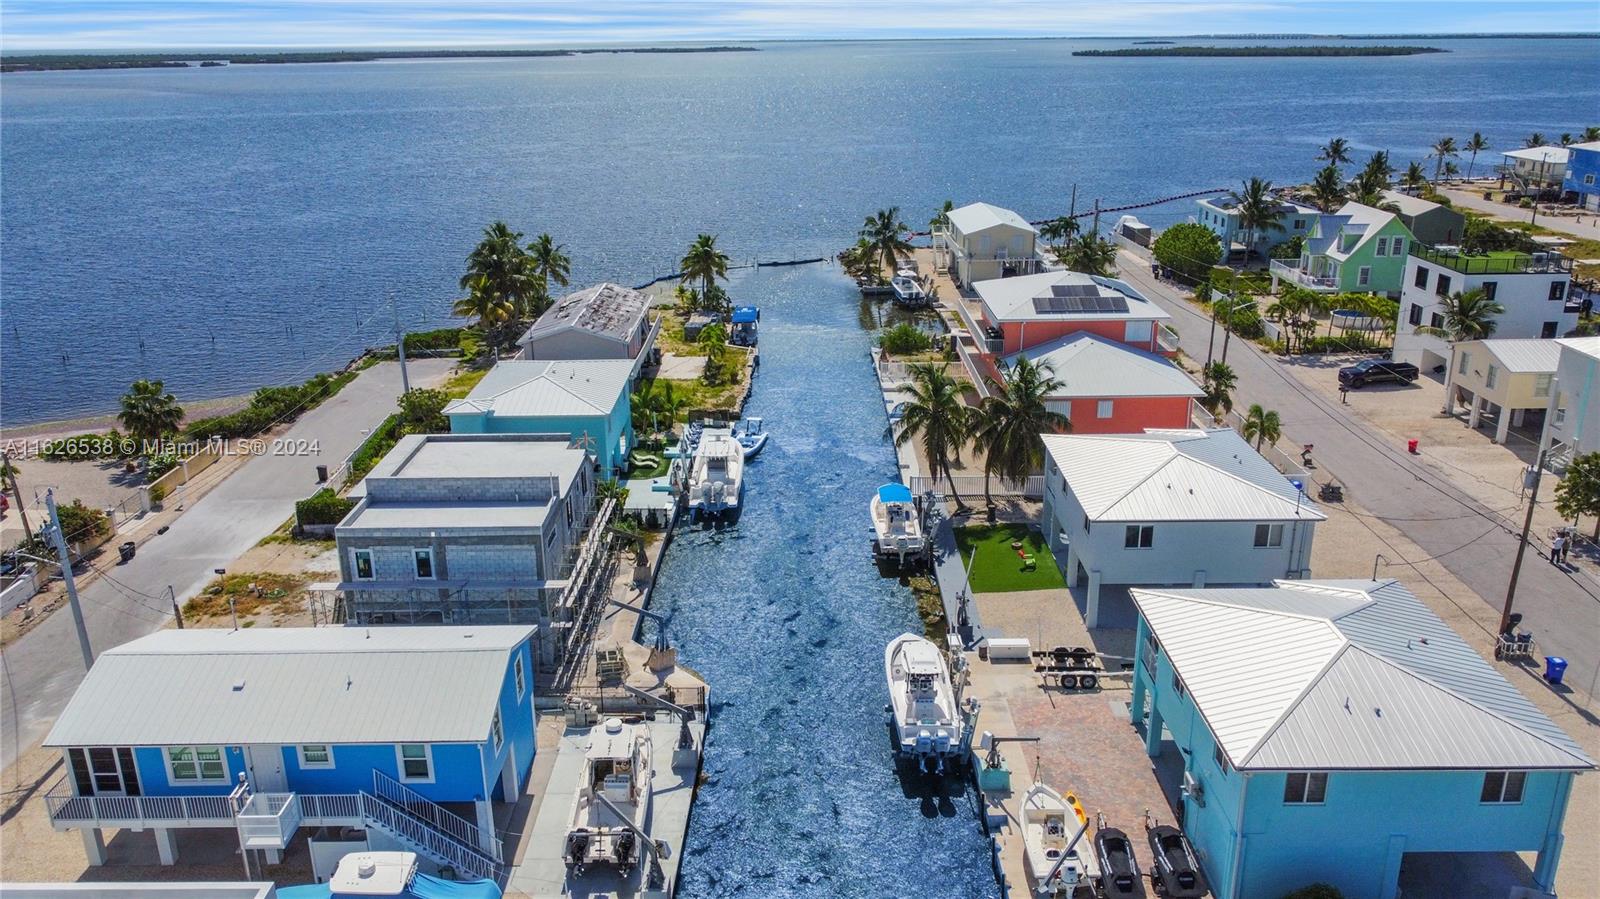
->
[1339,359,1420,388]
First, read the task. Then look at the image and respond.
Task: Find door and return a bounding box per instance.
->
[247,745,287,792]
[75,747,140,796]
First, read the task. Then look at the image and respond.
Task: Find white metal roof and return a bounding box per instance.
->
[1476,339,1561,374]
[974,270,1171,324]
[946,201,1035,236]
[444,358,632,418]
[519,282,648,347]
[1380,190,1450,219]
[1323,202,1403,260]
[1003,333,1203,399]
[1503,146,1571,165]
[1556,336,1600,361]
[1132,580,1593,771]
[44,626,535,747]
[1042,428,1323,523]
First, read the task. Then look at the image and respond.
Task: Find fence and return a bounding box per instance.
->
[909,474,1043,499]
[1199,406,1309,479]
[143,440,225,508]
[1,563,44,616]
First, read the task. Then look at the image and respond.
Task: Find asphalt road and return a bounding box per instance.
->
[1118,252,1600,701]
[0,359,453,770]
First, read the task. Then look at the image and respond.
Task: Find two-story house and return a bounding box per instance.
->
[1130,580,1592,899]
[1393,246,1576,371]
[1565,140,1600,211]
[334,433,595,669]
[1380,190,1465,247]
[1499,145,1570,196]
[1269,202,1416,297]
[1541,336,1600,469]
[1001,333,1202,434]
[43,626,537,882]
[444,358,635,475]
[1041,428,1322,628]
[939,202,1041,290]
[1440,339,1559,444]
[1195,195,1318,262]
[516,282,660,383]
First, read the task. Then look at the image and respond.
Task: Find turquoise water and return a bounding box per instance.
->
[645,263,995,898]
[3,37,1598,423]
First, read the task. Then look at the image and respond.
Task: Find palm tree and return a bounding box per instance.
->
[1401,161,1428,193]
[679,234,730,300]
[929,200,955,233]
[654,379,687,432]
[1349,166,1399,210]
[1038,216,1079,248]
[1463,131,1490,180]
[1361,150,1394,182]
[1583,126,1600,142]
[526,233,571,317]
[1309,164,1347,212]
[1560,133,1575,147]
[894,363,972,511]
[1050,232,1118,276]
[1317,137,1352,167]
[1242,404,1282,451]
[119,379,184,445]
[1525,132,1546,149]
[1201,361,1238,420]
[1417,288,1505,342]
[452,273,515,353]
[860,208,913,275]
[1429,136,1458,182]
[461,221,540,320]
[971,358,1070,518]
[1228,177,1285,261]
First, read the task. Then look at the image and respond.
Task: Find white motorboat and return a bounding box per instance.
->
[884,633,970,773]
[565,717,653,873]
[686,427,744,518]
[871,483,926,565]
[1023,782,1100,898]
[732,416,770,460]
[891,275,927,306]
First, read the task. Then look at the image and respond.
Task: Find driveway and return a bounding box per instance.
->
[0,359,453,770]
[1117,251,1599,699]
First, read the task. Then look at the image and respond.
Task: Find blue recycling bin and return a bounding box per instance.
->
[1543,656,1568,685]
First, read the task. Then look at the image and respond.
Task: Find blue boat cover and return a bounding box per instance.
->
[877,483,913,504]
[277,875,501,899]
[730,305,759,323]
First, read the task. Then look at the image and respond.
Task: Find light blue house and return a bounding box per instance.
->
[1195,195,1319,262]
[1565,140,1600,211]
[1129,580,1592,899]
[445,358,635,476]
[43,626,537,882]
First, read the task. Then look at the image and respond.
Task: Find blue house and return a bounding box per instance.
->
[1565,140,1600,211]
[43,626,537,882]
[1129,580,1592,899]
[445,358,635,476]
[1195,195,1319,262]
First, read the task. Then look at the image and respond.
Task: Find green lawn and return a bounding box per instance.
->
[954,524,1064,593]
[627,450,671,479]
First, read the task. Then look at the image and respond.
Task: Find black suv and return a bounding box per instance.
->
[1338,359,1419,388]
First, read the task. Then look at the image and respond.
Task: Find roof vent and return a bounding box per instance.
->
[232,678,246,692]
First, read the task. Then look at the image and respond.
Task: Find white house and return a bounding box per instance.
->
[1499,145,1571,194]
[1042,429,1323,628]
[1394,247,1577,371]
[1542,336,1600,469]
[939,202,1040,289]
[1443,339,1560,445]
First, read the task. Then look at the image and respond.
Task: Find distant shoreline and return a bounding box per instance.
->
[0,46,758,73]
[1075,45,1447,58]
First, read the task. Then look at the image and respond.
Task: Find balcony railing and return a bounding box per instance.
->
[236,792,304,850]
[1158,324,1181,353]
[45,786,239,830]
[1410,245,1572,275]
[1269,258,1338,291]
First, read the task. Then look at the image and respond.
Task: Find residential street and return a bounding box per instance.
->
[0,359,454,771]
[1118,252,1600,700]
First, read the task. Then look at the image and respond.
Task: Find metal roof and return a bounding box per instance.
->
[946,201,1035,235]
[1476,339,1561,374]
[519,282,648,346]
[1323,202,1403,260]
[444,358,632,418]
[1004,333,1203,400]
[975,271,1170,324]
[1502,146,1571,164]
[1556,336,1600,361]
[1132,581,1593,771]
[45,626,536,747]
[1379,190,1450,219]
[1042,429,1323,522]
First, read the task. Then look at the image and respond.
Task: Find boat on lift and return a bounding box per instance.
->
[891,274,928,306]
[732,416,770,459]
[870,482,926,566]
[884,633,971,774]
[1022,783,1100,898]
[564,717,653,875]
[686,427,744,519]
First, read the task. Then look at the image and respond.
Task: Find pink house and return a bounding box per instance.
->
[1000,333,1202,434]
[971,270,1177,357]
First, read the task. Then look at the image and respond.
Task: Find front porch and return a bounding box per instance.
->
[1270,257,1340,292]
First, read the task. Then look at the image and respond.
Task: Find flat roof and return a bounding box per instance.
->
[386,434,587,482]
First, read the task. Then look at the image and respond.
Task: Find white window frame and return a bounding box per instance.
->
[1375,237,1388,256]
[1357,266,1371,287]
[1254,523,1284,547]
[297,745,334,769]
[1486,365,1498,389]
[1284,771,1328,804]
[412,548,436,580]
[1097,400,1114,420]
[491,709,504,751]
[1392,237,1404,257]
[1535,374,1553,398]
[166,745,229,784]
[1480,770,1526,804]
[396,744,434,783]
[352,549,375,581]
[514,654,526,699]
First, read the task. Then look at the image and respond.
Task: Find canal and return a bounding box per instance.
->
[647,263,999,898]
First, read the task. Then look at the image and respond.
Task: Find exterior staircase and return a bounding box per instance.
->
[358,771,505,885]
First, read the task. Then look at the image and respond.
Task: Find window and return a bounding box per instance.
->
[1392,238,1404,257]
[1480,771,1526,804]
[1375,237,1388,256]
[491,709,504,751]
[1125,320,1153,344]
[413,548,434,580]
[1550,281,1567,303]
[353,549,374,581]
[1486,364,1498,389]
[1083,515,1092,534]
[1430,312,1444,330]
[1213,744,1230,776]
[1535,374,1554,397]
[1357,266,1371,287]
[1542,321,1559,339]
[298,745,333,768]
[397,744,432,782]
[1097,400,1114,419]
[1254,523,1284,547]
[1408,303,1423,326]
[514,655,526,698]
[1124,525,1154,549]
[1482,281,1498,301]
[1586,174,1597,186]
[1555,406,1568,427]
[1292,218,1306,230]
[168,746,228,783]
[1284,771,1328,804]
[1171,673,1186,696]
[1436,274,1452,297]
[1458,351,1470,375]
[1414,265,1430,288]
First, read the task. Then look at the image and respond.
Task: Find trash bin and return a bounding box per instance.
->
[118,541,137,563]
[1544,656,1568,685]
[1407,439,1419,454]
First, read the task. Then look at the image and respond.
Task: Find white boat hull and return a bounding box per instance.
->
[687,428,745,518]
[884,633,967,773]
[871,494,926,564]
[1022,783,1099,898]
[566,718,654,872]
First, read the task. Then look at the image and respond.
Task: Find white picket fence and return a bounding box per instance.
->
[909,475,1043,499]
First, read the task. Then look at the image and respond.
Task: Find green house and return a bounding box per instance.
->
[1269,202,1417,297]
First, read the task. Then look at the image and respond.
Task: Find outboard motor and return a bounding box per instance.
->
[566,830,590,867]
[613,830,636,867]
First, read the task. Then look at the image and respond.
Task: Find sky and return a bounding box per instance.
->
[1,0,1597,51]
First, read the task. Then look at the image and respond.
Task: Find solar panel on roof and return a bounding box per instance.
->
[1031,291,1129,314]
[1050,283,1100,298]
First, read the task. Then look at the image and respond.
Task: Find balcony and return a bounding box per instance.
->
[235,792,304,850]
[45,788,240,830]
[1410,245,1572,275]
[1269,258,1339,292]
[1157,323,1181,353]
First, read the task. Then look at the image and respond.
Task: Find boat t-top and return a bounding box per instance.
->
[884,633,971,774]
[1023,783,1100,898]
[565,717,654,874]
[870,482,926,566]
[686,427,744,519]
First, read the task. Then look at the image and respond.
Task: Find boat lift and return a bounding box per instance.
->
[607,597,676,672]
[621,683,698,754]
[976,732,1039,792]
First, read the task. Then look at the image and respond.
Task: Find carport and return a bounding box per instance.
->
[1443,339,1560,445]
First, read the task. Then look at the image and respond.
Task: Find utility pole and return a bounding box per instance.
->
[1091,198,1102,239]
[169,586,183,628]
[1500,381,1562,635]
[390,291,411,395]
[2,450,32,539]
[44,490,95,670]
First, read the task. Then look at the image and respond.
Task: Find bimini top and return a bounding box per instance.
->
[730,305,759,324]
[1132,580,1593,772]
[45,626,535,748]
[877,483,914,504]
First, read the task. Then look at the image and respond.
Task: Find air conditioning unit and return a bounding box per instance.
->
[1183,770,1206,807]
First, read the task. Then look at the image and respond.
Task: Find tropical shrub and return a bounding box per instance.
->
[296,488,357,527]
[879,322,933,355]
[1270,234,1305,260]
[182,370,356,441]
[1152,222,1222,282]
[345,414,404,485]
[1299,334,1389,354]
[397,388,450,435]
[1226,302,1266,339]
[143,453,180,482]
[1555,452,1600,539]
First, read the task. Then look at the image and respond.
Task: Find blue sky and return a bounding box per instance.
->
[2,1,1596,51]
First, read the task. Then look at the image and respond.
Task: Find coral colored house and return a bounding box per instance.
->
[971,270,1177,357]
[999,333,1202,434]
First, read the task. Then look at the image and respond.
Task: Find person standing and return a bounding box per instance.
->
[1550,534,1565,565]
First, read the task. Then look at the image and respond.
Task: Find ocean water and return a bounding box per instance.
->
[3,37,1598,424]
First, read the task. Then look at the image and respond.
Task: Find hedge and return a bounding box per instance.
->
[344,413,404,486]
[182,370,356,441]
[295,488,356,526]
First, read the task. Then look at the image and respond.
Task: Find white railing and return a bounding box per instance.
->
[1158,324,1181,353]
[909,474,1044,499]
[298,792,363,823]
[359,791,503,884]
[45,785,238,829]
[371,770,502,862]
[1269,259,1338,290]
[235,792,303,849]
